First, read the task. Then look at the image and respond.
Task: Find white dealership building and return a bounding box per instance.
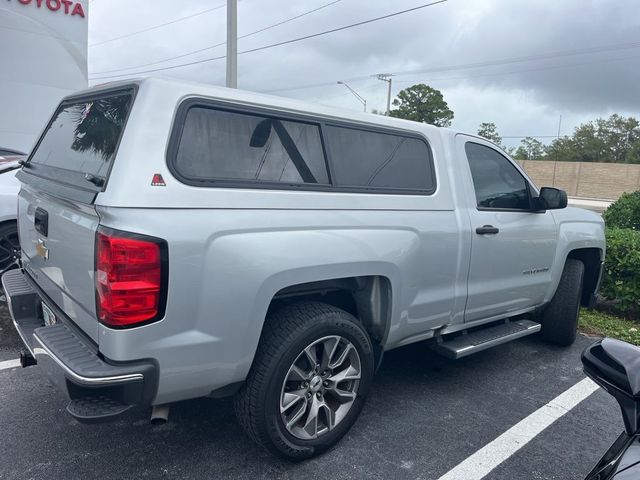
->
[0,0,88,153]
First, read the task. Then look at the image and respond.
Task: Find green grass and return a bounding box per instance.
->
[579,308,640,345]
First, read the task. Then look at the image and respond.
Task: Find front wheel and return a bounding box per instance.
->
[539,259,585,346]
[234,301,375,460]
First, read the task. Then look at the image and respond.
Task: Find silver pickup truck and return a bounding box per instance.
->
[3,78,605,459]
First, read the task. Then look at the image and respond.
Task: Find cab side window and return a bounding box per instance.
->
[465,142,531,210]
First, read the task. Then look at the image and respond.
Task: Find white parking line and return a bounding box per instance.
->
[438,377,600,480]
[0,359,21,371]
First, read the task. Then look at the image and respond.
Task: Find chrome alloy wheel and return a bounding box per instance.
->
[280,335,361,440]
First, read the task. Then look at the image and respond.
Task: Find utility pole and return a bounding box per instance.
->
[552,114,562,187]
[226,0,237,88]
[337,81,367,112]
[557,114,562,140]
[375,74,393,115]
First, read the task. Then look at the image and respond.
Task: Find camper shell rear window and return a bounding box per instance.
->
[24,87,136,193]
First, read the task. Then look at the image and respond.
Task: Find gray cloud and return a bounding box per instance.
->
[88,0,640,144]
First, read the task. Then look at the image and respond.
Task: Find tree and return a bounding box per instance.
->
[389,84,454,127]
[546,114,640,163]
[512,146,528,160]
[513,137,545,160]
[544,136,578,162]
[477,122,503,148]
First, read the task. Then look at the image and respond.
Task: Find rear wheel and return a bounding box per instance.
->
[0,222,20,274]
[539,259,585,346]
[234,301,374,460]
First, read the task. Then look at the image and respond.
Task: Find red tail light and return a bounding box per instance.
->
[95,227,167,328]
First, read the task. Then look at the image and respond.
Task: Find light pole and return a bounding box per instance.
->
[226,0,237,88]
[337,81,367,112]
[375,74,393,115]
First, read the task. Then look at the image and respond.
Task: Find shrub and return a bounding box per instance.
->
[601,228,640,312]
[603,190,640,230]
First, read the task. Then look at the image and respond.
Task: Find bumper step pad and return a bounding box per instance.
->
[2,269,40,354]
[67,396,133,424]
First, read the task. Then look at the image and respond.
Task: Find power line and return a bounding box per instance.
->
[330,54,640,113]
[275,53,640,114]
[391,53,640,86]
[263,40,640,93]
[309,55,640,113]
[387,41,640,77]
[89,3,226,47]
[90,0,447,79]
[90,0,343,76]
[503,136,569,139]
[263,80,348,94]
[313,81,386,103]
[89,0,448,80]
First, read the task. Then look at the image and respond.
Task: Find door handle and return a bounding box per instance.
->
[476,225,499,235]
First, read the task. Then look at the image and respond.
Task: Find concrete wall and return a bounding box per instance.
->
[517,160,640,200]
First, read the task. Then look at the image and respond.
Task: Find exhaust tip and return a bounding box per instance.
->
[150,404,170,425]
[20,350,37,368]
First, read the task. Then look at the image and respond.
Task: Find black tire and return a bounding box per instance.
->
[234,301,375,460]
[0,221,20,273]
[539,259,585,346]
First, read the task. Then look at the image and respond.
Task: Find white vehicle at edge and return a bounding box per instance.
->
[0,160,21,271]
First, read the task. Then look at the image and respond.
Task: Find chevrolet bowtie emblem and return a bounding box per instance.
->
[36,239,49,261]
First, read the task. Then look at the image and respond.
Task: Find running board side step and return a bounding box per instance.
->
[430,319,541,359]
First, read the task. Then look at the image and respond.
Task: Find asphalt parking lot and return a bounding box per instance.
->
[0,303,622,480]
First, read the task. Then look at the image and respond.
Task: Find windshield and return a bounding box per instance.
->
[29,91,133,179]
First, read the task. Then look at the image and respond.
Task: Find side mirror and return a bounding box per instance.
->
[249,119,272,148]
[536,187,567,210]
[582,338,640,434]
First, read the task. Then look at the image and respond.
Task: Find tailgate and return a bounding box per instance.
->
[19,187,101,341]
[16,88,135,343]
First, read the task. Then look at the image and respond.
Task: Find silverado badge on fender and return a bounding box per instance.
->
[522,266,550,275]
[36,239,49,261]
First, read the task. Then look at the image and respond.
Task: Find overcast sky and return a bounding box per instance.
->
[88,0,640,148]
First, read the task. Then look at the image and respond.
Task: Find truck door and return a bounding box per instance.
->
[456,135,557,322]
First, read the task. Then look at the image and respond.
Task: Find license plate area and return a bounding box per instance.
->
[41,301,57,326]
